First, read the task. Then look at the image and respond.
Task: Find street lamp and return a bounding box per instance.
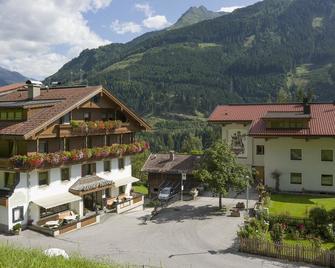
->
[246,175,250,213]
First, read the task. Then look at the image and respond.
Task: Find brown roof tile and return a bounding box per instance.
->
[142,153,202,174]
[0,86,101,138]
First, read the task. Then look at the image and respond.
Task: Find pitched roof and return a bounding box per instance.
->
[142,153,202,174]
[0,85,150,139]
[0,82,25,95]
[69,175,113,195]
[208,103,335,137]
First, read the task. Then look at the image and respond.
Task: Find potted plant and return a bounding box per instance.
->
[12,223,22,235]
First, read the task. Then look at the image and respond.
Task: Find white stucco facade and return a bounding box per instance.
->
[221,124,335,194]
[0,156,137,232]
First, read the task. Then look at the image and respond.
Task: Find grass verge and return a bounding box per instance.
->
[269,194,335,218]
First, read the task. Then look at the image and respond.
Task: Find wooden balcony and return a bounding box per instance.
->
[57,123,131,137]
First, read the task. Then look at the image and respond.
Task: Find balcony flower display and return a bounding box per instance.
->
[27,153,44,168]
[70,120,124,132]
[10,141,149,170]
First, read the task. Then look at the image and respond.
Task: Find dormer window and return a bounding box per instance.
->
[0,109,24,121]
[263,111,310,129]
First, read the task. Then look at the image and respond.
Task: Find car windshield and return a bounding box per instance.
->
[161,189,170,194]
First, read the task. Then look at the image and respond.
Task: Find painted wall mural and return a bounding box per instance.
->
[228,129,248,158]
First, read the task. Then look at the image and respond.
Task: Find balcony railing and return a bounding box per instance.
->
[58,120,131,137]
[9,141,150,171]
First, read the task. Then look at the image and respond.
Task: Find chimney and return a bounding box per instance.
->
[303,97,311,115]
[26,80,42,100]
[169,151,175,161]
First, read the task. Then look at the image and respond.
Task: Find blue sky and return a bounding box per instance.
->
[0,0,260,79]
[86,0,261,43]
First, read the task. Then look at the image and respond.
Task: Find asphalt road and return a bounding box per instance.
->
[0,196,319,268]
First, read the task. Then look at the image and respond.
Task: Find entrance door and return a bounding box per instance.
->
[253,166,265,185]
[83,191,104,213]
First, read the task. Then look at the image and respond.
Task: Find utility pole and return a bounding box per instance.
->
[181,172,186,201]
[246,175,250,212]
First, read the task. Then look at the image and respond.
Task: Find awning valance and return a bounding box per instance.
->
[113,176,139,187]
[32,192,82,209]
[69,175,114,195]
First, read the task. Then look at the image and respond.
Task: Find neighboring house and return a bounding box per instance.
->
[0,81,150,234]
[142,152,202,197]
[209,100,335,193]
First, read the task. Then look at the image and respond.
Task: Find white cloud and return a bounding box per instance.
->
[135,3,154,17]
[0,0,112,79]
[219,6,244,13]
[135,3,170,30]
[111,20,142,34]
[143,15,170,30]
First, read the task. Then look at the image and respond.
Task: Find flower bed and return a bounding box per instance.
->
[10,141,149,170]
[70,120,124,133]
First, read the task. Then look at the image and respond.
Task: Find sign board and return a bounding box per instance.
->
[182,173,187,181]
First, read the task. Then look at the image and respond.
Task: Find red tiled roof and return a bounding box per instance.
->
[208,104,335,137]
[0,82,25,94]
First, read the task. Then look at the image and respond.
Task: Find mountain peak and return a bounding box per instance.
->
[170,5,225,30]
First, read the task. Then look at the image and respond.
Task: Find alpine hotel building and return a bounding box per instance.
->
[0,81,150,234]
[209,100,335,194]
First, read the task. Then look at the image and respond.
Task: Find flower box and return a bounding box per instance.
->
[10,141,150,170]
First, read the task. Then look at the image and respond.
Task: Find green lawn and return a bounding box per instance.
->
[0,244,123,268]
[133,185,148,195]
[269,194,335,218]
[265,233,335,250]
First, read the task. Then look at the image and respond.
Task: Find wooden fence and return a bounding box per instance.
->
[239,238,335,267]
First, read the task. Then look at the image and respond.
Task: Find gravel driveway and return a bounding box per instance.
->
[0,196,319,268]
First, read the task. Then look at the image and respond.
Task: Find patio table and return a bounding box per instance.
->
[63,215,77,221]
[45,220,59,226]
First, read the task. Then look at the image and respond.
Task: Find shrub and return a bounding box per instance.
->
[328,208,335,223]
[12,223,21,231]
[270,223,285,244]
[309,207,329,226]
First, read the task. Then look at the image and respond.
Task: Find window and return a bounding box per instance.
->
[87,136,93,148]
[61,168,70,181]
[7,111,14,120]
[82,163,96,177]
[105,188,111,198]
[39,141,48,153]
[15,111,22,120]
[290,149,302,160]
[38,171,49,186]
[60,139,70,151]
[256,145,264,155]
[290,173,302,184]
[321,150,333,162]
[84,112,91,122]
[40,204,69,218]
[321,174,333,186]
[119,185,126,194]
[60,112,71,124]
[104,161,111,172]
[0,109,24,121]
[12,206,24,223]
[4,172,16,188]
[118,158,125,170]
